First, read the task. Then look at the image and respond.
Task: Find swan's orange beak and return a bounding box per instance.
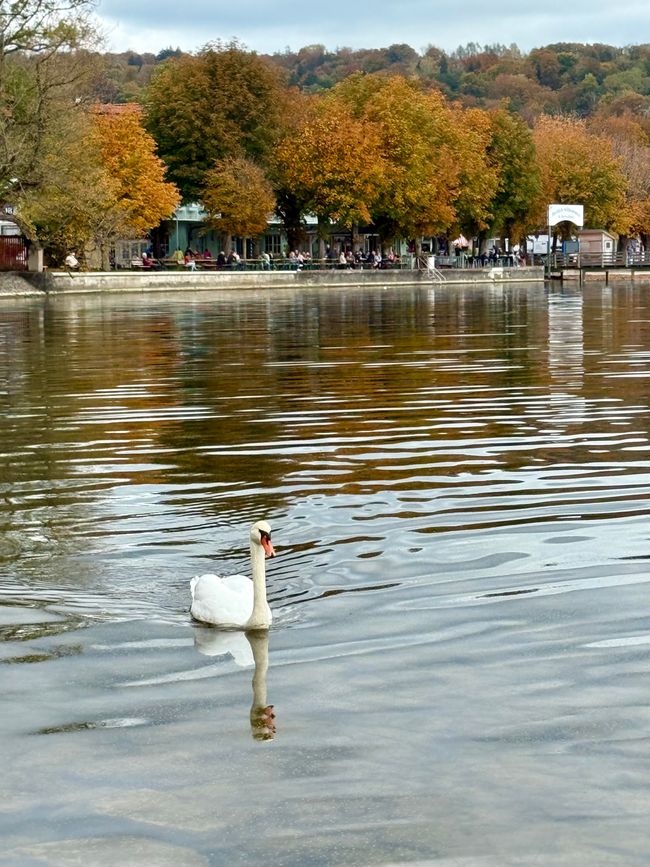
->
[261,536,276,558]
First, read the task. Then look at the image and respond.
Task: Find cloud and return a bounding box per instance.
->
[96,0,650,57]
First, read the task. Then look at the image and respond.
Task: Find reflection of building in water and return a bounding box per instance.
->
[547,290,586,424]
[193,626,275,740]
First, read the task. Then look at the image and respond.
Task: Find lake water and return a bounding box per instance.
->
[1,282,649,866]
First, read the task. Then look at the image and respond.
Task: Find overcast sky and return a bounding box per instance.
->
[95,0,650,58]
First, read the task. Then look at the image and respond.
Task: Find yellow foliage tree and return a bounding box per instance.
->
[20,106,179,267]
[533,115,627,239]
[19,114,133,267]
[592,112,650,243]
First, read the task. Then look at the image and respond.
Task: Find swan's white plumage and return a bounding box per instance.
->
[189,520,274,630]
[190,573,272,628]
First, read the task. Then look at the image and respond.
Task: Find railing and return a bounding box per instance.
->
[120,256,411,272]
[431,253,523,268]
[539,251,650,270]
[122,254,538,273]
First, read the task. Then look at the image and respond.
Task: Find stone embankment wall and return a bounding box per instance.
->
[0,273,48,296]
[0,266,544,297]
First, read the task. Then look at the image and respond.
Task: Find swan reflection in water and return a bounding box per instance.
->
[193,625,276,740]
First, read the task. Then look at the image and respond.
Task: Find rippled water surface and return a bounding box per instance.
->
[1,283,650,865]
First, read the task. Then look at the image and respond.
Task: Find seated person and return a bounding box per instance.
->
[141,252,159,269]
[64,251,79,270]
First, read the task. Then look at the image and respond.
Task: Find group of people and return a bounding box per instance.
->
[325,246,400,270]
[63,241,405,273]
[167,247,244,271]
[287,250,312,269]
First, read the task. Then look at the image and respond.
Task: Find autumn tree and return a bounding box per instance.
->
[592,112,650,245]
[271,93,385,255]
[18,114,130,266]
[202,156,275,253]
[484,74,559,122]
[19,106,179,267]
[532,115,627,239]
[91,105,179,238]
[448,104,499,240]
[333,74,460,248]
[144,41,288,201]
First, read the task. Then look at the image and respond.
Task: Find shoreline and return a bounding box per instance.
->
[0,266,544,297]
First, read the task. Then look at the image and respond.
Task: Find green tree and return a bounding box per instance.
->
[487,108,541,243]
[0,0,98,215]
[144,40,288,201]
[448,104,499,238]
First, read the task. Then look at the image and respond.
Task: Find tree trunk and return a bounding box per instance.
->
[276,191,305,254]
[316,215,329,260]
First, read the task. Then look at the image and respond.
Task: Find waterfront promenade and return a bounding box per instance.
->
[0,265,544,296]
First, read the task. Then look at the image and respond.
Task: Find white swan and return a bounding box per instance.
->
[190,520,276,629]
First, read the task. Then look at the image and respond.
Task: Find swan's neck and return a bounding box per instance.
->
[246,542,269,629]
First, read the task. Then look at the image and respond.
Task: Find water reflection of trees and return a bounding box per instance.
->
[1,285,649,550]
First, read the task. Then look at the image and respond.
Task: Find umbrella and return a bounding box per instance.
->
[452,234,469,248]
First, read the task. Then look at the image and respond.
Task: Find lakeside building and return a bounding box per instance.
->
[115,204,441,268]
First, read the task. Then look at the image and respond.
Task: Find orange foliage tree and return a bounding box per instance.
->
[592,112,650,246]
[202,156,276,253]
[272,93,386,255]
[91,105,180,238]
[21,106,180,267]
[333,74,461,249]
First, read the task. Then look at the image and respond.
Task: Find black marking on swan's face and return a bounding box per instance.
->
[256,524,275,558]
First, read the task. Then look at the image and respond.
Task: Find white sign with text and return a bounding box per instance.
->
[548,204,584,227]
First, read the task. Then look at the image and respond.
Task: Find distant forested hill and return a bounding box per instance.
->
[267,42,650,120]
[97,41,650,126]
